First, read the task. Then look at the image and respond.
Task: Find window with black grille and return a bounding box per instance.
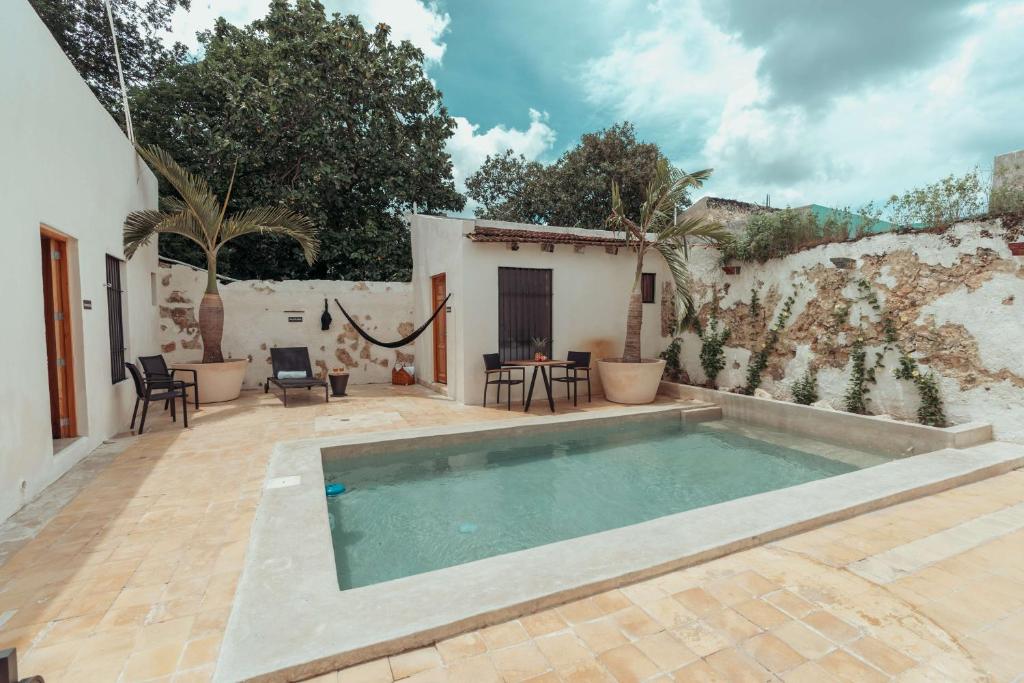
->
[641,272,656,303]
[498,267,552,363]
[106,255,126,383]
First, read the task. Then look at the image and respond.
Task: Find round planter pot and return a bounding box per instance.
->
[329,373,350,397]
[597,358,667,404]
[173,358,249,404]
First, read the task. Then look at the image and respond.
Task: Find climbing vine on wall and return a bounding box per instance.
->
[894,354,948,427]
[742,292,796,395]
[843,336,870,414]
[791,368,818,405]
[698,317,730,388]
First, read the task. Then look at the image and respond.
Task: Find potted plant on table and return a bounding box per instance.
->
[123,145,319,403]
[598,161,729,404]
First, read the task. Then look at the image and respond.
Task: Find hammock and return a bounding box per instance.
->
[334,294,450,349]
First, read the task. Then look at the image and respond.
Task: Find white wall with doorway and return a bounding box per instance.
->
[0,0,160,522]
[409,215,676,405]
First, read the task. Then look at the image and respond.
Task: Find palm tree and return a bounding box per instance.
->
[608,160,729,363]
[124,145,319,363]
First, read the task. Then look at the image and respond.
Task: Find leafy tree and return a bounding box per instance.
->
[30,0,189,121]
[467,122,692,229]
[132,0,464,281]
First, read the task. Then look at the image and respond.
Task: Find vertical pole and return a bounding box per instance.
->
[103,0,134,142]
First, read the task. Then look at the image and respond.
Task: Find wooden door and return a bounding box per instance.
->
[431,273,447,383]
[40,228,76,438]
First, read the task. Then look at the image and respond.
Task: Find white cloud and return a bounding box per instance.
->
[341,0,450,62]
[581,0,1024,210]
[445,109,557,214]
[166,0,449,61]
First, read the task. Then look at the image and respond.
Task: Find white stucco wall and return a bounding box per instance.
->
[158,263,415,388]
[0,0,160,522]
[673,217,1024,443]
[409,215,675,405]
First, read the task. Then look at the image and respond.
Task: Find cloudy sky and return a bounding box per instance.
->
[168,0,1024,212]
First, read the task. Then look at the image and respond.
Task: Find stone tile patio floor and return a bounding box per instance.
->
[0,386,1022,682]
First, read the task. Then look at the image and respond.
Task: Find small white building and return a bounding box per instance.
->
[0,0,161,521]
[409,216,678,405]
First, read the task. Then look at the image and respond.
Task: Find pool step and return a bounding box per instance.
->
[679,401,722,424]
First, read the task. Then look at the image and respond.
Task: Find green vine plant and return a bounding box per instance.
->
[791,367,818,405]
[660,338,685,382]
[698,317,731,388]
[742,292,796,395]
[893,354,947,427]
[843,336,870,414]
[749,288,761,318]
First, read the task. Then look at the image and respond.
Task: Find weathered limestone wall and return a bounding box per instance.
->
[158,263,415,389]
[674,216,1024,443]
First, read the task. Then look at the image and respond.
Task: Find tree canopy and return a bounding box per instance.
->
[30,0,189,121]
[131,0,464,281]
[465,122,693,229]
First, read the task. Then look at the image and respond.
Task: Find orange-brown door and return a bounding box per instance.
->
[40,228,77,439]
[431,273,447,383]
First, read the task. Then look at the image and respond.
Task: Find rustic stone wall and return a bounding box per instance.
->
[158,263,415,389]
[675,216,1024,442]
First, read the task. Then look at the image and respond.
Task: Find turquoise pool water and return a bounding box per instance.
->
[324,415,885,589]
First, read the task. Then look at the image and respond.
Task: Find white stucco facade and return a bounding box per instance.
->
[410,215,676,405]
[0,0,160,522]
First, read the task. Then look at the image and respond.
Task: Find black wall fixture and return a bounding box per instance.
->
[321,298,332,331]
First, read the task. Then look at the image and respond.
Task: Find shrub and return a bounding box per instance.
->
[698,318,730,388]
[660,338,684,382]
[791,368,818,405]
[720,208,851,263]
[893,354,947,427]
[884,168,985,229]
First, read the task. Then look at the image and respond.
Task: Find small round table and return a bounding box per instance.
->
[504,360,574,413]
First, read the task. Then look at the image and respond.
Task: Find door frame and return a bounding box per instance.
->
[40,225,77,439]
[431,272,447,384]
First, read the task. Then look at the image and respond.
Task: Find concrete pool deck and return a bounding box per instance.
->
[0,385,1022,682]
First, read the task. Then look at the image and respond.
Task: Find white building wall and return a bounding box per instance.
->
[410,215,674,405]
[0,1,160,521]
[158,263,415,388]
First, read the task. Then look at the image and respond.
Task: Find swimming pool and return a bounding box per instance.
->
[324,414,888,589]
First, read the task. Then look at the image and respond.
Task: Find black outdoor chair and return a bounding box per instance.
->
[482,353,525,410]
[125,362,189,434]
[138,354,199,409]
[265,347,329,406]
[551,350,592,406]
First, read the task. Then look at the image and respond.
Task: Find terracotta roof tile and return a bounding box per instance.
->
[466,226,627,246]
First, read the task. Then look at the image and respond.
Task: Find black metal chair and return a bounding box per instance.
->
[551,350,592,406]
[483,353,525,410]
[138,354,199,409]
[265,347,329,406]
[125,362,189,434]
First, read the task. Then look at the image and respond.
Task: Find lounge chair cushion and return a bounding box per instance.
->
[277,370,308,379]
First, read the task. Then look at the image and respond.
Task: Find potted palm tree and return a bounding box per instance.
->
[124,145,319,403]
[599,161,728,403]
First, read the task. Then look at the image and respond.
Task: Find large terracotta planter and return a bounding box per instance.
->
[173,358,249,404]
[597,358,666,404]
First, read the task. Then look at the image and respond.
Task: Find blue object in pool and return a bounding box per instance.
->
[326,483,346,497]
[458,522,478,534]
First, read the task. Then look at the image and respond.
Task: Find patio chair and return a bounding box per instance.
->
[125,362,189,434]
[483,353,525,410]
[138,354,199,409]
[550,350,592,406]
[265,347,329,406]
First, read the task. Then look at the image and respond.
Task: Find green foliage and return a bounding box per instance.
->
[720,208,851,263]
[132,0,464,281]
[791,368,818,405]
[31,0,189,121]
[742,294,796,395]
[698,318,730,388]
[843,337,869,414]
[893,354,947,427]
[466,122,692,229]
[660,338,684,382]
[884,168,985,229]
[749,289,761,318]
